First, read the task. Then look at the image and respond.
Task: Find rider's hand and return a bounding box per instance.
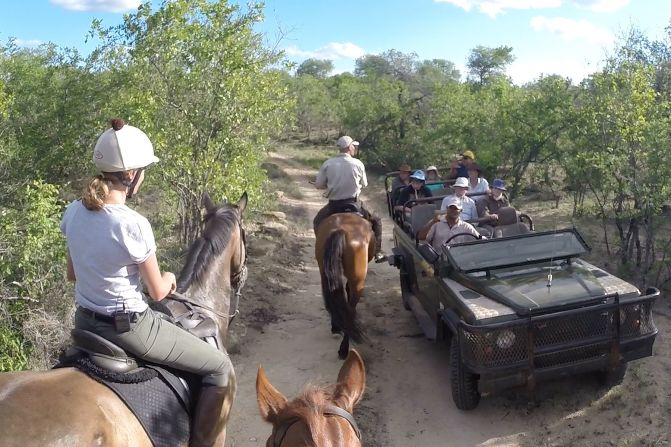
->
[490,214,499,221]
[163,272,177,294]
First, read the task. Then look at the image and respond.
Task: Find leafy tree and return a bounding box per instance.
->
[296,58,333,78]
[92,0,293,243]
[292,74,334,139]
[467,45,515,86]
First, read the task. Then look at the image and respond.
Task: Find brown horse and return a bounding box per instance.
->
[256,349,366,447]
[315,213,375,359]
[0,192,248,447]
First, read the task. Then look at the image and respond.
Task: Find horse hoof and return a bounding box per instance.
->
[331,325,342,334]
[338,350,347,360]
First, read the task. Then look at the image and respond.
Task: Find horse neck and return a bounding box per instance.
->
[183,229,241,339]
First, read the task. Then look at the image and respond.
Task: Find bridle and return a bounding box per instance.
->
[229,213,247,321]
[271,404,361,447]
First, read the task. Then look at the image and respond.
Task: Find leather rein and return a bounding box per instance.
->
[271,404,361,447]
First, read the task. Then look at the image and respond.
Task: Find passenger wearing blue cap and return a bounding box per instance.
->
[394,170,433,211]
[476,178,510,225]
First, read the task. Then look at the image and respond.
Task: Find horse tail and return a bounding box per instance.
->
[321,229,364,343]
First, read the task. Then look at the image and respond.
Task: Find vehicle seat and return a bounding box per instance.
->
[411,204,436,237]
[432,187,453,200]
[492,206,531,238]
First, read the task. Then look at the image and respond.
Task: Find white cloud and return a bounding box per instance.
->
[531,16,614,45]
[508,55,602,85]
[434,0,561,18]
[49,0,140,12]
[284,42,366,60]
[13,39,45,48]
[572,0,630,13]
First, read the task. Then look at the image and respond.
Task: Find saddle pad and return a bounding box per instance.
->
[104,371,190,447]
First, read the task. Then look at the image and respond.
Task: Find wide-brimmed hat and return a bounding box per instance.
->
[426,165,438,172]
[398,163,412,172]
[453,177,469,188]
[461,150,475,160]
[410,170,426,182]
[492,178,507,191]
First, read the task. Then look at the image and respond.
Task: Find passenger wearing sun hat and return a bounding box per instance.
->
[476,178,510,225]
[395,170,433,211]
[425,165,444,191]
[448,149,476,180]
[390,163,413,209]
[440,177,478,221]
[426,195,481,251]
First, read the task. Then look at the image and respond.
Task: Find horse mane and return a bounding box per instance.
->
[276,385,335,446]
[176,204,240,293]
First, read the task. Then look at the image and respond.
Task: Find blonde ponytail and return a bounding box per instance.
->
[81,174,114,211]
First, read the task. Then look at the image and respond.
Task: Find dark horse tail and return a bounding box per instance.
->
[321,229,364,343]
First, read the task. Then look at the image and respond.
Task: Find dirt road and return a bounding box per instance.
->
[225,147,671,447]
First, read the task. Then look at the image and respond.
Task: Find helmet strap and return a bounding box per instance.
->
[126,168,144,200]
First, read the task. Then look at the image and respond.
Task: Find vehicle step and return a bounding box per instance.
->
[406,294,436,340]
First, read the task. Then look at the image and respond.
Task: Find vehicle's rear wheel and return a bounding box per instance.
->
[596,363,627,386]
[450,335,480,410]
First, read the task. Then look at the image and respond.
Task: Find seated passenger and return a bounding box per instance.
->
[395,170,433,212]
[390,163,412,208]
[477,178,510,226]
[426,196,482,251]
[425,166,444,191]
[447,150,475,180]
[440,177,478,222]
[467,163,489,195]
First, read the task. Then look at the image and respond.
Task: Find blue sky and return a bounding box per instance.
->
[2,0,670,84]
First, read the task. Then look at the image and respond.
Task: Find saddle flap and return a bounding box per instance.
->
[72,328,129,358]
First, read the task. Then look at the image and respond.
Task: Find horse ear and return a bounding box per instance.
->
[202,192,216,213]
[256,366,287,423]
[333,349,366,413]
[237,191,248,214]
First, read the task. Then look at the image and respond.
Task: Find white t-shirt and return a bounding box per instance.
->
[60,200,155,315]
[426,218,481,251]
[315,153,368,200]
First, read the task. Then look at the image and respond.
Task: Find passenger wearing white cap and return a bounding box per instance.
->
[61,118,235,447]
[426,196,481,251]
[440,177,478,221]
[313,135,386,262]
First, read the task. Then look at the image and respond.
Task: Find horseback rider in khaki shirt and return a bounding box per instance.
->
[313,135,386,263]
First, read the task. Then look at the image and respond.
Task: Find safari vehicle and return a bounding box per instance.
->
[384,175,660,410]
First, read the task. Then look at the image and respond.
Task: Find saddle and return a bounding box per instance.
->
[59,295,222,447]
[66,295,221,374]
[329,200,363,216]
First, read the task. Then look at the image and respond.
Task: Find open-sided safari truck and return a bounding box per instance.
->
[384,173,660,410]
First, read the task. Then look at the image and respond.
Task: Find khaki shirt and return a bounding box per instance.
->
[426,218,480,251]
[315,153,368,200]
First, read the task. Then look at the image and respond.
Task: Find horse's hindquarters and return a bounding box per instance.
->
[0,368,152,447]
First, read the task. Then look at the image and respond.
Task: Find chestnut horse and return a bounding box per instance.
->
[0,192,248,447]
[256,349,366,447]
[315,213,375,359]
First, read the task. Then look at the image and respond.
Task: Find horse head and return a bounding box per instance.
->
[256,349,366,447]
[176,191,248,341]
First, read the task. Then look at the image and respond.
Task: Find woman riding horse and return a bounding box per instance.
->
[61,119,234,447]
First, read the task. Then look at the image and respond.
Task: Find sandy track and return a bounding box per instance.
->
[225,149,671,447]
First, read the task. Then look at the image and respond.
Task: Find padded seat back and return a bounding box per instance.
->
[411,204,436,235]
[493,206,531,238]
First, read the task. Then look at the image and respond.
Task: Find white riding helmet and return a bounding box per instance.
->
[93,119,159,172]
